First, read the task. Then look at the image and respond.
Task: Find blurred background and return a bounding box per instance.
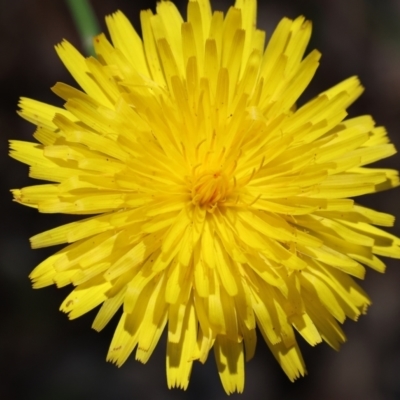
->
[1,0,400,399]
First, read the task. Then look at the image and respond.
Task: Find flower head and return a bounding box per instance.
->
[10,0,400,394]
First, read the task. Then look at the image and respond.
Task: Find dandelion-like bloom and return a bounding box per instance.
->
[10,0,400,393]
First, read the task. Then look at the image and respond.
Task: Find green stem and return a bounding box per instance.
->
[65,0,101,56]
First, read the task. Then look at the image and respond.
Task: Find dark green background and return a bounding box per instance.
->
[1,0,400,399]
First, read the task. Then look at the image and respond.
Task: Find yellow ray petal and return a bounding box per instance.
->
[214,336,245,394]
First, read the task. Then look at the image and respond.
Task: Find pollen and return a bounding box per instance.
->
[191,167,231,209]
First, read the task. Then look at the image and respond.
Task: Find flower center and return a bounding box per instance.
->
[191,169,231,210]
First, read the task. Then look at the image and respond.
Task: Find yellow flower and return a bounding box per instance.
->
[10,0,400,394]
